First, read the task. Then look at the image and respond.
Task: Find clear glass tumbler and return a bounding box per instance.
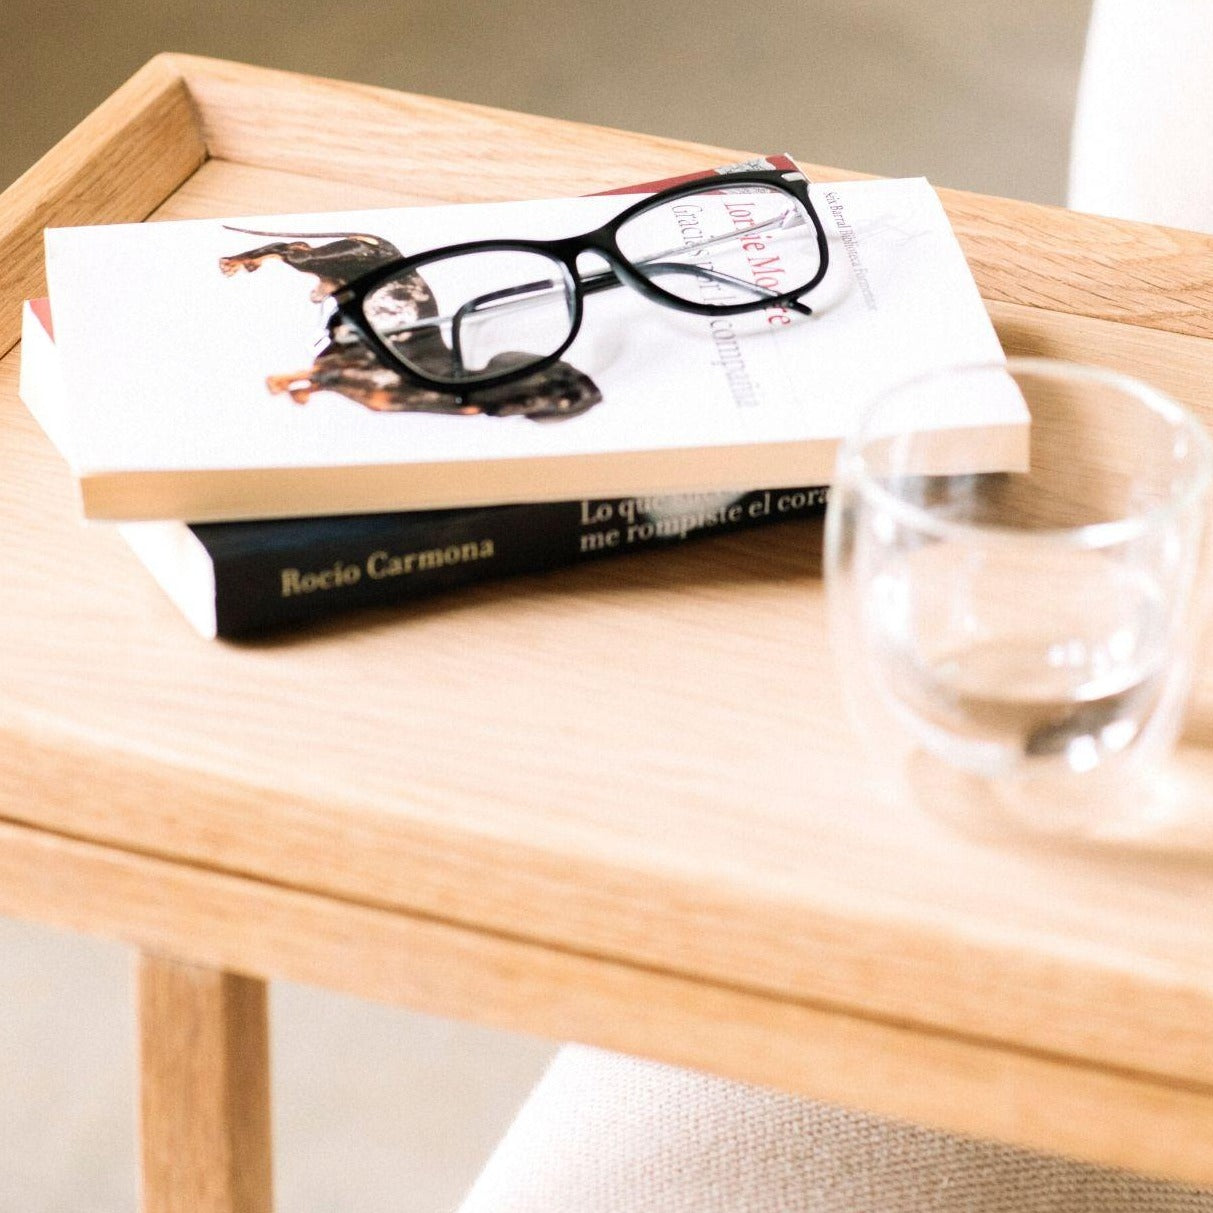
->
[825,357,1213,831]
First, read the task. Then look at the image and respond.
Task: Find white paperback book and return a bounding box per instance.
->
[43,175,1027,522]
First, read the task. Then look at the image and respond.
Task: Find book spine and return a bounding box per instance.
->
[197,487,827,637]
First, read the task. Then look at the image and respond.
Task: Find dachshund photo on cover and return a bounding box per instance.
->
[218,227,603,421]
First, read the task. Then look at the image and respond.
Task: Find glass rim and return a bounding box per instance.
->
[840,356,1213,550]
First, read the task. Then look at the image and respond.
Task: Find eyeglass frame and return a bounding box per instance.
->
[329,167,831,400]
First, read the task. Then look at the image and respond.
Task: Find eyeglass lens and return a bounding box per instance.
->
[614,182,819,307]
[363,249,577,387]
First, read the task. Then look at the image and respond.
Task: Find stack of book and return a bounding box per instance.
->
[18,156,1025,638]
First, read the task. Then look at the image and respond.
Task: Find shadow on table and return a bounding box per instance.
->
[906,741,1213,875]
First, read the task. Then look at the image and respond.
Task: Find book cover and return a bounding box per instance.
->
[43,167,1027,522]
[20,298,828,638]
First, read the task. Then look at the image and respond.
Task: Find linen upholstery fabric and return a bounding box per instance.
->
[456,1045,1213,1212]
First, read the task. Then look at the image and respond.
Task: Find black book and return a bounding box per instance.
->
[179,489,823,637]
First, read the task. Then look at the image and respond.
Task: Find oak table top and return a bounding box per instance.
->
[4,54,1213,1192]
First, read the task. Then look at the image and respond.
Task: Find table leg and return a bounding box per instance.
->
[137,954,273,1213]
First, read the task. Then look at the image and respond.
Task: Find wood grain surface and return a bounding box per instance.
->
[6,55,1213,1183]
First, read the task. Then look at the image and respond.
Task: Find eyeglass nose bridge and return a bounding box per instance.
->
[536,229,659,307]
[576,240,658,303]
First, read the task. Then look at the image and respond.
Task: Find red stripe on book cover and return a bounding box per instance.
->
[593,152,798,195]
[30,297,53,340]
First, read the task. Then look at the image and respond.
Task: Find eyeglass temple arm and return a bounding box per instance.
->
[581,262,782,301]
[636,206,804,268]
[443,260,794,367]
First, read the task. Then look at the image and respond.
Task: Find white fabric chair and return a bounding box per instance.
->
[1069,0,1213,233]
[456,1044,1212,1212]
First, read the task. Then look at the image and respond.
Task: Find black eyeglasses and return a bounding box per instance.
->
[331,168,830,399]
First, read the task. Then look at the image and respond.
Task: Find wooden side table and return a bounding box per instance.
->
[3,54,1213,1213]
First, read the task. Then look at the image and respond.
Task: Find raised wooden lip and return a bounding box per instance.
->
[0,56,203,359]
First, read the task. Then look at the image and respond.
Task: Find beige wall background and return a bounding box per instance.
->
[1,4,1092,1211]
[3,1,1091,200]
